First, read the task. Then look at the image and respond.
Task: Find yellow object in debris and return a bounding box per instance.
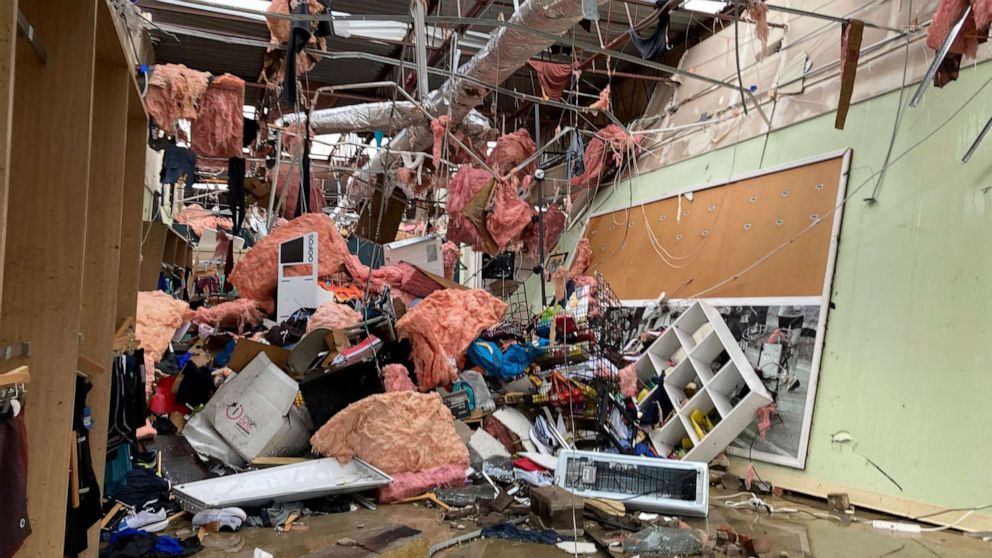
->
[690,409,715,440]
[636,388,650,403]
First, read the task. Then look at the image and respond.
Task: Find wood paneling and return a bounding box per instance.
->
[0,1,98,555]
[117,87,147,327]
[0,2,14,315]
[583,157,845,300]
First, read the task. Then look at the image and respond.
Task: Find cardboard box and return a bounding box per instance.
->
[205,353,311,461]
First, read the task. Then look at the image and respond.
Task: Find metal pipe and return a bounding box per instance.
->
[910,5,970,108]
[724,0,905,33]
[962,114,992,163]
[412,0,431,101]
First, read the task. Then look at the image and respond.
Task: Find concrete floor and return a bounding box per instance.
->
[169,489,992,557]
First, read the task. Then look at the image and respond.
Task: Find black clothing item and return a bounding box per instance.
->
[114,467,170,509]
[242,118,259,149]
[263,314,308,347]
[99,530,202,558]
[281,0,313,106]
[107,350,148,452]
[0,411,30,558]
[65,377,102,557]
[628,12,670,59]
[299,113,312,217]
[162,144,197,191]
[228,158,246,234]
[175,362,214,409]
[315,0,335,37]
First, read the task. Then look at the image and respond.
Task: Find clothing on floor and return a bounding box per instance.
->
[161,143,198,193]
[104,445,133,500]
[65,377,103,557]
[0,410,31,558]
[481,523,569,545]
[228,158,246,234]
[175,362,215,409]
[282,0,313,106]
[100,529,202,558]
[628,12,669,59]
[114,468,170,510]
[526,61,574,101]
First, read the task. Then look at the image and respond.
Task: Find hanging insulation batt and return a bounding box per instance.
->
[191,74,245,158]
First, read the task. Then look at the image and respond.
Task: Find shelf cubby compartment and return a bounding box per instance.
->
[664,358,700,410]
[646,327,681,363]
[649,413,695,459]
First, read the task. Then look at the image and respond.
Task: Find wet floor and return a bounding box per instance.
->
[172,489,992,557]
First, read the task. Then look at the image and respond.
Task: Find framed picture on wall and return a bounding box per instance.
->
[545,252,567,279]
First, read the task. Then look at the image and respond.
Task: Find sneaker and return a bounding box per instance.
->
[192,507,248,532]
[119,508,168,533]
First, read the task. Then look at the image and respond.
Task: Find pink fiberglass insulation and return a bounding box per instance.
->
[343,258,418,294]
[383,363,416,393]
[306,301,362,333]
[266,0,323,43]
[570,125,643,190]
[146,64,211,133]
[485,129,537,177]
[487,180,534,250]
[619,364,638,399]
[589,84,611,111]
[229,213,352,313]
[396,289,507,390]
[927,0,987,58]
[191,74,245,158]
[378,464,467,503]
[310,391,470,474]
[569,238,593,278]
[748,0,769,57]
[175,204,233,237]
[431,116,479,166]
[444,167,494,247]
[274,164,324,220]
[519,205,566,267]
[442,241,460,280]
[136,291,190,390]
[187,299,263,332]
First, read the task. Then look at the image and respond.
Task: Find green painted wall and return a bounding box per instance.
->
[533,62,992,512]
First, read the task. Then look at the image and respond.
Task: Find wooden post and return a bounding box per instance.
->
[0,1,98,554]
[0,1,15,316]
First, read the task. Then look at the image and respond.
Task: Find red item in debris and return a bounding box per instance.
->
[485,128,537,177]
[191,73,245,158]
[570,125,643,190]
[526,61,575,101]
[512,457,546,472]
[383,363,416,393]
[149,376,187,416]
[486,180,534,250]
[396,289,507,390]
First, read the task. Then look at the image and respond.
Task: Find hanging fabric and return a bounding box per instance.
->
[628,12,670,60]
[282,0,313,106]
[228,158,246,233]
[0,404,30,558]
[299,113,312,217]
[315,0,335,37]
[526,61,574,101]
[64,376,102,557]
[565,129,585,178]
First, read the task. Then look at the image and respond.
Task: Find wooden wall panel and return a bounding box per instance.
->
[0,2,14,315]
[583,157,845,300]
[117,86,147,327]
[0,1,98,556]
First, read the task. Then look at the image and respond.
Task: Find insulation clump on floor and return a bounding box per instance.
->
[396,289,507,390]
[191,74,245,158]
[145,64,211,133]
[136,291,190,390]
[570,124,643,190]
[187,299,264,332]
[228,213,353,313]
[310,391,470,475]
[383,363,416,393]
[306,301,362,332]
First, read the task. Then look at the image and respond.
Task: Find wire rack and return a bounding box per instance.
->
[560,453,700,502]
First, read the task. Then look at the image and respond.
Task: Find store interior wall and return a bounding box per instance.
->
[528,59,992,528]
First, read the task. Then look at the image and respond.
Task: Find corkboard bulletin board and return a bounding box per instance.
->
[583,153,849,300]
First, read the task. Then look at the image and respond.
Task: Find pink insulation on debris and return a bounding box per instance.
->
[396,289,507,390]
[378,464,467,503]
[569,238,593,278]
[485,129,537,177]
[520,205,566,267]
[442,241,460,280]
[306,301,362,332]
[229,214,352,313]
[619,364,638,399]
[570,125,643,190]
[175,204,233,237]
[383,363,416,393]
[431,116,479,166]
[589,85,611,111]
[146,64,211,132]
[136,291,190,390]
[756,403,777,441]
[748,1,769,57]
[309,392,470,474]
[265,0,327,75]
[191,74,245,158]
[487,181,534,250]
[274,164,324,220]
[444,167,494,247]
[927,0,988,58]
[187,299,263,332]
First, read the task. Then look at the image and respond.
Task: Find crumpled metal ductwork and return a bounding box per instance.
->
[279,102,492,139]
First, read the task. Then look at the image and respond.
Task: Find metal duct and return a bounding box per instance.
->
[280,103,493,138]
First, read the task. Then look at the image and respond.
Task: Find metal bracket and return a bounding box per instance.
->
[910,5,971,108]
[16,11,47,65]
[963,114,992,163]
[0,342,30,361]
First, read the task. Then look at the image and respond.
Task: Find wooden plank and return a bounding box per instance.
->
[117,86,147,326]
[835,19,864,130]
[139,221,169,291]
[0,2,98,554]
[0,365,29,386]
[0,1,15,314]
